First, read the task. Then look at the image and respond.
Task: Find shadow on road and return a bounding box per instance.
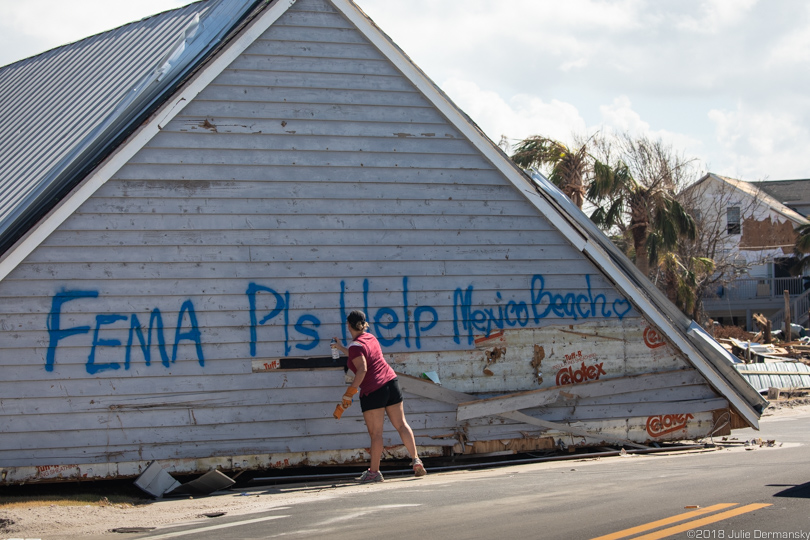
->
[770,482,810,498]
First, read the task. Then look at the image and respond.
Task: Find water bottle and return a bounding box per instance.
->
[331,338,339,360]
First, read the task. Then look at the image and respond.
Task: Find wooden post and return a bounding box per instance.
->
[754,313,772,344]
[784,290,792,342]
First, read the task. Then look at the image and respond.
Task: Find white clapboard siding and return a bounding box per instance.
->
[0,0,722,479]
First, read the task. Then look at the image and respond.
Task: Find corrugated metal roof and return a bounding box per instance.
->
[0,3,211,237]
[734,362,810,392]
[0,0,264,254]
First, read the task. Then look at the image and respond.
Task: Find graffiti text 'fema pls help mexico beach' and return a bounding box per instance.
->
[45,274,632,374]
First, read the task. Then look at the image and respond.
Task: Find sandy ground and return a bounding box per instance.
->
[2,400,808,540]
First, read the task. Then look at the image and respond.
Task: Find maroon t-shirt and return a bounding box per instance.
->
[347,332,396,396]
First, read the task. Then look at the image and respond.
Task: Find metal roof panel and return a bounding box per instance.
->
[0,0,222,248]
[734,362,810,392]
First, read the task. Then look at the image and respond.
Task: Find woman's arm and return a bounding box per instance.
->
[350,354,367,389]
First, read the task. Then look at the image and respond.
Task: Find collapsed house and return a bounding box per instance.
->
[0,0,766,484]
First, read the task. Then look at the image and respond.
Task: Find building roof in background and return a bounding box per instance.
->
[754,179,810,211]
[693,173,809,225]
[0,0,262,255]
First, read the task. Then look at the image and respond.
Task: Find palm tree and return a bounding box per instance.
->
[588,157,697,277]
[511,133,698,280]
[657,252,715,317]
[511,136,589,209]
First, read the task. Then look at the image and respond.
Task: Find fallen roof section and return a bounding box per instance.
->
[0,0,768,435]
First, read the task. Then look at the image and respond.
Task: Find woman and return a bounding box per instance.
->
[333,310,426,483]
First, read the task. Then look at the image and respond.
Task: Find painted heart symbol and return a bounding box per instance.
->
[612,298,632,319]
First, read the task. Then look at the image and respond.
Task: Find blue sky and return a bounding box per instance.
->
[2,0,808,183]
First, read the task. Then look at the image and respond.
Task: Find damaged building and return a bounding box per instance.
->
[0,0,766,484]
[687,173,810,330]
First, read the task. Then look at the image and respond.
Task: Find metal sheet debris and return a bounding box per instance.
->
[166,470,236,497]
[134,461,181,499]
[734,362,810,392]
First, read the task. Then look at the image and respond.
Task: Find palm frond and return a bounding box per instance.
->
[511,136,566,170]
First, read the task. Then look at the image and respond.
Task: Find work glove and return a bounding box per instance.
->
[342,386,358,408]
[333,387,359,420]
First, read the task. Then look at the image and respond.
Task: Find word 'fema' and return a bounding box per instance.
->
[46,290,203,375]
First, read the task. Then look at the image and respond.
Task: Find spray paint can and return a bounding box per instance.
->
[331,338,339,360]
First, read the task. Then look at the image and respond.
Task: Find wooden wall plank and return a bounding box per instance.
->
[145,132,478,155]
[110,165,496,184]
[242,40,385,60]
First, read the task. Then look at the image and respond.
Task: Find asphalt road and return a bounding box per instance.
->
[118,408,810,540]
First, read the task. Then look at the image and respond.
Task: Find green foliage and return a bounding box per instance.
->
[511,130,702,317]
[512,136,588,208]
[658,253,715,313]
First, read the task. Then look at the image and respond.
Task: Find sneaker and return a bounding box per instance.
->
[412,458,427,477]
[358,469,384,483]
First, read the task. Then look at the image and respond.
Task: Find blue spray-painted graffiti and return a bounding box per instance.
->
[46,275,631,374]
[248,276,441,357]
[247,274,630,356]
[46,289,204,374]
[452,274,632,345]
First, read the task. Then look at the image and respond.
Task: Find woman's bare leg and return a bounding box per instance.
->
[385,401,418,459]
[363,408,386,471]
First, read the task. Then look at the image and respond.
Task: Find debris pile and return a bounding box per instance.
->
[713,315,810,396]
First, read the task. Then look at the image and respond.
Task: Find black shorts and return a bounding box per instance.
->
[360,378,403,412]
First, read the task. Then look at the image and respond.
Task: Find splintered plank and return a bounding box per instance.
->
[397,373,649,449]
[456,369,705,421]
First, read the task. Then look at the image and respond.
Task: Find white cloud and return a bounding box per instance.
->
[768,8,810,65]
[675,0,759,33]
[709,104,810,179]
[597,96,705,160]
[441,81,707,168]
[560,58,588,72]
[440,78,588,148]
[599,96,650,135]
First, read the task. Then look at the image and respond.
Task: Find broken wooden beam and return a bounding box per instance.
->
[397,373,650,450]
[455,370,705,422]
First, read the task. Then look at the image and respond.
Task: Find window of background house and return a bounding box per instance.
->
[727,206,741,234]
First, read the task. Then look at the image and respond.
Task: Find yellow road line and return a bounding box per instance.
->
[591,504,739,540]
[632,503,772,540]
